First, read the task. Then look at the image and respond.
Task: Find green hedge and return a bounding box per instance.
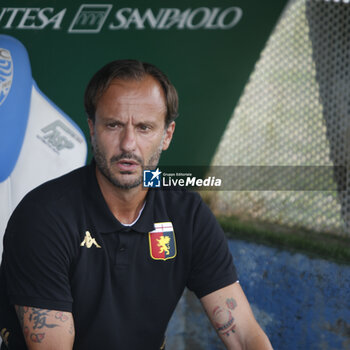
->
[218,216,350,265]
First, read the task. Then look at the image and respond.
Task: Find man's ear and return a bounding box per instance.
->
[162,122,175,151]
[87,118,95,138]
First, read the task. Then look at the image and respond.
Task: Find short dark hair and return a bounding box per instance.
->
[84,59,178,126]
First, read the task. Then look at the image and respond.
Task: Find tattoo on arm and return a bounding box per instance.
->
[15,306,73,344]
[29,308,59,330]
[23,326,29,339]
[212,297,238,337]
[15,306,29,329]
[68,319,74,335]
[30,333,45,343]
[226,297,237,310]
[55,311,69,322]
[55,311,74,334]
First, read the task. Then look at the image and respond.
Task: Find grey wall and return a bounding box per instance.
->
[167,239,350,349]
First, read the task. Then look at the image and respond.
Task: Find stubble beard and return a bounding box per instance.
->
[92,135,164,190]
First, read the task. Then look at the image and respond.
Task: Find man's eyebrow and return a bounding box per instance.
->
[101,117,123,123]
[136,120,156,125]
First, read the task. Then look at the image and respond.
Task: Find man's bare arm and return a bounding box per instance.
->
[15,305,74,349]
[200,282,273,350]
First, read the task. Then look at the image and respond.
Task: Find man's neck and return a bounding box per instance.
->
[95,167,147,225]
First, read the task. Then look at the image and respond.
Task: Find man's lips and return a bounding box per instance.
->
[115,159,140,171]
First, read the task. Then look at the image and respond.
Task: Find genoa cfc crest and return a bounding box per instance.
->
[148,222,176,261]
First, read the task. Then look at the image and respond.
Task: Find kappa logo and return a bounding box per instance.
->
[37,120,83,154]
[0,48,13,106]
[68,4,112,33]
[149,222,176,261]
[80,231,101,248]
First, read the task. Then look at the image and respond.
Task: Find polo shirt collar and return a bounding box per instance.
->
[132,188,157,233]
[85,160,162,234]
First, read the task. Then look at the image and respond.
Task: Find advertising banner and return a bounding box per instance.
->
[0,0,287,166]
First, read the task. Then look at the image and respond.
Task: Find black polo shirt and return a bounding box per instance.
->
[0,161,237,349]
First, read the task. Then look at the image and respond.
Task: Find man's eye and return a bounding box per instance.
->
[107,122,120,129]
[138,125,148,131]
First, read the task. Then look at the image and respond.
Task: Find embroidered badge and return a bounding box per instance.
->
[149,222,176,260]
[80,231,101,248]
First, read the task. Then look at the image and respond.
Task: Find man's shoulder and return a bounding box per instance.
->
[25,164,88,202]
[156,187,204,213]
[11,164,89,219]
[4,165,90,242]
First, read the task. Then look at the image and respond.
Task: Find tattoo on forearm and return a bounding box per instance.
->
[212,297,238,337]
[29,308,59,330]
[16,307,65,344]
[226,297,237,310]
[68,320,74,335]
[23,326,29,339]
[30,333,45,343]
[55,311,69,322]
[15,306,29,329]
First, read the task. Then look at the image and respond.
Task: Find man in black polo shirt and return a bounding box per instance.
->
[0,60,273,349]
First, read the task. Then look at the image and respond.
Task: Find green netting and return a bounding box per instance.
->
[209,0,350,235]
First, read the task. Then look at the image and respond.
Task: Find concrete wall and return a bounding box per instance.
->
[167,238,350,349]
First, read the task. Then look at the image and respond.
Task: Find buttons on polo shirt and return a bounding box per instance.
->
[101,230,141,268]
[100,232,129,267]
[116,232,130,267]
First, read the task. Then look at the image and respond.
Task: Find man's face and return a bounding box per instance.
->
[88,76,175,190]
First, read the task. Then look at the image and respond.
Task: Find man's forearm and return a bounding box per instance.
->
[15,305,74,350]
[244,328,273,350]
[223,321,273,350]
[201,283,273,350]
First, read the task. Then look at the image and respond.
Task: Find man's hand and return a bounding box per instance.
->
[200,282,273,350]
[15,305,74,349]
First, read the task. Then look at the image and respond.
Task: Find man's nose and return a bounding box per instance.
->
[120,125,136,152]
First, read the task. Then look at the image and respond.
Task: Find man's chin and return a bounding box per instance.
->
[111,175,143,190]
